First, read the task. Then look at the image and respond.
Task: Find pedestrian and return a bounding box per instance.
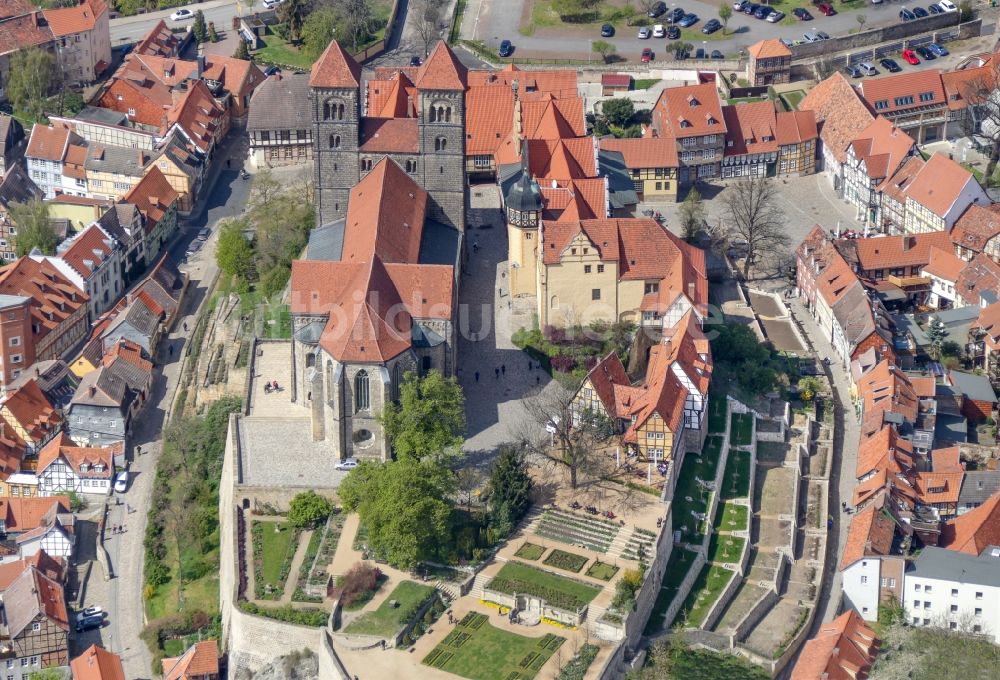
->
[183,321,188,332]
[528,361,532,371]
[536,375,540,385]
[501,364,505,376]
[227,159,231,168]
[474,371,479,382]
[136,444,141,456]
[168,345,173,357]
[495,367,500,379]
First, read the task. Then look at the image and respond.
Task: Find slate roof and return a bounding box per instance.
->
[84,144,148,177]
[958,471,1000,506]
[0,163,44,210]
[248,73,311,132]
[948,369,997,403]
[909,544,1000,587]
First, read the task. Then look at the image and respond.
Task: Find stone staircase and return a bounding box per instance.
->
[471,572,493,600]
[435,581,459,602]
[607,532,632,559]
[520,506,546,534]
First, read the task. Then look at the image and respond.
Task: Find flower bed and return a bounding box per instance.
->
[515,542,546,561]
[542,549,588,573]
[251,520,300,600]
[585,561,619,581]
[293,511,345,602]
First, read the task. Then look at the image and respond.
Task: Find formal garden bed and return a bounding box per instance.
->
[585,560,619,581]
[720,450,752,500]
[542,549,588,574]
[535,508,620,553]
[708,535,746,565]
[488,562,601,611]
[557,643,600,680]
[252,520,300,600]
[342,580,437,638]
[515,542,546,561]
[293,511,346,603]
[713,502,749,533]
[730,413,754,447]
[707,396,728,434]
[671,436,725,544]
[422,611,564,680]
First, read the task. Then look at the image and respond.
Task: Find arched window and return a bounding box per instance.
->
[392,364,403,402]
[429,107,436,123]
[422,356,432,373]
[434,137,446,152]
[445,107,452,123]
[323,101,331,120]
[405,159,416,173]
[326,360,334,399]
[306,352,316,368]
[354,370,370,412]
[337,103,345,120]
[329,134,341,149]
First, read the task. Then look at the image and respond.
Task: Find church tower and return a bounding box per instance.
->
[505,146,543,299]
[310,41,362,226]
[415,42,468,231]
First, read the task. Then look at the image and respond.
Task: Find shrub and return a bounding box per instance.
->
[611,568,644,611]
[239,601,328,627]
[338,563,381,608]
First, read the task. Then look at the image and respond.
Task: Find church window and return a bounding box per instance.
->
[354,370,370,411]
[306,353,316,368]
[392,364,403,402]
[445,107,452,122]
[329,134,340,149]
[434,137,447,152]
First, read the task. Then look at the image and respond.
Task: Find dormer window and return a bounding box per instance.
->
[706,115,717,125]
[679,120,690,128]
[687,95,699,106]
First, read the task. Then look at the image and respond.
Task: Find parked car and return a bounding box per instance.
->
[899,8,915,20]
[80,606,104,618]
[652,23,666,37]
[648,1,667,17]
[928,42,949,56]
[780,38,794,47]
[938,0,957,11]
[638,26,651,38]
[695,47,706,59]
[753,5,773,19]
[498,39,513,57]
[901,49,920,65]
[913,6,928,16]
[335,458,359,471]
[677,13,699,27]
[675,47,689,60]
[793,7,813,20]
[75,615,104,633]
[185,240,203,257]
[197,227,210,240]
[803,31,822,42]
[169,8,192,21]
[262,0,284,8]
[859,62,879,76]
[816,31,830,39]
[845,64,863,78]
[767,11,785,22]
[711,50,724,59]
[702,18,722,33]
[263,65,281,76]
[601,23,614,37]
[666,7,686,23]
[666,25,680,39]
[928,3,942,13]
[734,0,750,9]
[744,3,760,14]
[409,55,422,66]
[880,58,902,73]
[641,47,654,63]
[916,45,936,59]
[817,3,836,15]
[114,471,128,493]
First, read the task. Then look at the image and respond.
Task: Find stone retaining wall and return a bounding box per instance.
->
[733,589,781,643]
[661,549,707,631]
[700,568,743,632]
[790,13,959,60]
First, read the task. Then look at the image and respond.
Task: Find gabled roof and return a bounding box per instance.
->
[0,256,88,340]
[856,360,919,423]
[902,152,983,218]
[856,424,913,480]
[790,610,879,680]
[71,644,126,680]
[0,495,69,534]
[130,254,183,323]
[955,253,1000,306]
[848,117,915,182]
[840,501,898,570]
[161,640,219,680]
[26,123,73,163]
[941,64,995,111]
[599,137,678,169]
[342,158,426,263]
[921,246,965,282]
[415,41,468,91]
[0,163,43,210]
[914,470,964,506]
[775,110,818,145]
[931,446,964,474]
[1,378,61,444]
[838,231,952,273]
[0,562,68,641]
[202,53,265,99]
[37,433,115,479]
[951,202,1000,254]
[0,5,55,57]
[722,101,779,156]
[652,82,724,139]
[580,351,630,417]
[124,166,178,225]
[134,19,182,57]
[166,79,225,154]
[359,117,419,153]
[366,72,417,119]
[622,343,688,442]
[798,73,875,164]
[940,491,1000,555]
[859,68,946,115]
[747,38,791,60]
[42,0,106,37]
[58,224,115,279]
[248,73,312,132]
[309,40,361,89]
[0,550,64,590]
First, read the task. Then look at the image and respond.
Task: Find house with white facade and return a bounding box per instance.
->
[841,118,916,229]
[33,223,122,321]
[36,434,117,497]
[922,246,967,309]
[901,153,989,235]
[903,545,1000,642]
[0,496,74,562]
[840,500,907,621]
[24,124,88,200]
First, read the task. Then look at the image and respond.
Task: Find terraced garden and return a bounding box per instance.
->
[422,612,564,680]
[671,436,725,544]
[644,547,699,634]
[535,508,620,553]
[708,534,746,565]
[707,395,728,434]
[487,562,601,611]
[585,561,619,581]
[678,564,736,628]
[515,542,545,561]
[542,549,588,573]
[730,413,754,447]
[620,527,657,562]
[343,581,437,637]
[720,450,752,500]
[714,502,749,533]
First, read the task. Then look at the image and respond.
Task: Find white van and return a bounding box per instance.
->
[859,62,878,76]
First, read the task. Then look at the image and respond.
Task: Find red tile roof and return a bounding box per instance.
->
[161,641,219,680]
[940,491,1000,555]
[856,360,918,423]
[0,8,55,57]
[1,379,61,444]
[415,41,468,91]
[849,117,916,183]
[467,64,579,96]
[840,501,898,570]
[942,64,995,111]
[922,246,965,282]
[951,202,1000,254]
[722,101,779,156]
[878,155,924,205]
[525,138,597,180]
[914,470,964,506]
[581,350,630,416]
[931,446,964,473]
[42,0,106,37]
[37,433,114,480]
[601,74,632,88]
[790,610,880,680]
[359,117,419,153]
[860,69,946,115]
[599,137,678,169]
[309,40,361,89]
[775,110,818,145]
[856,425,913,480]
[844,231,952,273]
[166,79,225,153]
[747,39,791,60]
[622,343,689,443]
[955,253,1000,306]
[0,495,69,533]
[798,73,875,164]
[539,179,605,221]
[124,166,178,226]
[367,72,417,119]
[652,82,725,139]
[0,257,88,341]
[202,54,266,100]
[71,645,126,680]
[26,123,71,163]
[134,19,182,57]
[60,224,115,279]
[902,152,981,218]
[342,158,426,264]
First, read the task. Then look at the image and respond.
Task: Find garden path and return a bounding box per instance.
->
[279,529,314,604]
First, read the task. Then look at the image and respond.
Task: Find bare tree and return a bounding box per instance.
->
[722,176,788,279]
[414,0,445,58]
[454,466,483,511]
[957,62,1000,183]
[514,385,615,489]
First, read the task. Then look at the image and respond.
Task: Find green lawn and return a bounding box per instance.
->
[542,548,588,573]
[488,562,600,611]
[253,36,316,70]
[708,535,746,564]
[515,542,546,561]
[255,521,298,587]
[714,502,749,533]
[343,581,436,637]
[780,90,806,111]
[423,612,564,680]
[586,561,619,581]
[707,396,727,434]
[730,413,753,447]
[678,564,735,628]
[644,548,698,635]
[633,78,660,90]
[720,450,751,500]
[672,436,725,543]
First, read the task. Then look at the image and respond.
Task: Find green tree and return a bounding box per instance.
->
[856,13,867,33]
[216,220,255,281]
[927,316,947,359]
[7,47,55,122]
[487,445,532,534]
[28,669,65,680]
[718,2,732,34]
[381,370,465,461]
[343,0,377,51]
[287,490,334,528]
[591,40,616,64]
[9,199,58,256]
[278,0,308,41]
[234,38,250,60]
[679,186,705,242]
[553,0,601,20]
[301,6,344,58]
[958,0,973,21]
[193,10,207,43]
[208,21,220,43]
[601,98,635,128]
[338,458,454,569]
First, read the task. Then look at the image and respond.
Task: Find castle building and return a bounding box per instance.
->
[311,41,467,231]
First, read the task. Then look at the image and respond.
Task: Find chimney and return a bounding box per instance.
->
[138,150,145,167]
[197,43,206,80]
[903,236,914,251]
[688,282,695,299]
[89,385,96,397]
[35,366,40,378]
